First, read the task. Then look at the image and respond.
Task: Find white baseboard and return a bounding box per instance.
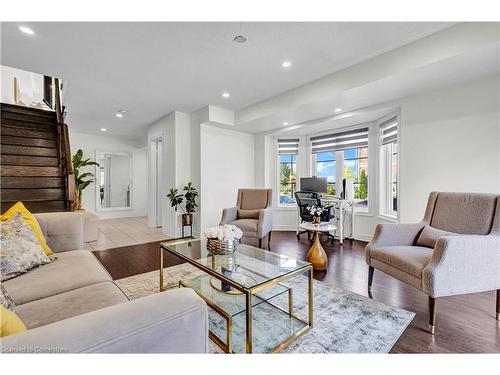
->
[353,234,372,242]
[271,225,372,242]
[272,224,297,231]
[164,230,176,238]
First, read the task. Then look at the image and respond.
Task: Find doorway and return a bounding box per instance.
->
[152,137,163,228]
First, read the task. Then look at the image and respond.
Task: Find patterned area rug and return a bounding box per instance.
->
[115,263,415,353]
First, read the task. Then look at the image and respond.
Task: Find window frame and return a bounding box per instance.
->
[275,139,299,208]
[342,146,369,212]
[378,113,400,219]
[308,124,371,213]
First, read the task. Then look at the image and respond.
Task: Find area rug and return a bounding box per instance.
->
[115,263,415,353]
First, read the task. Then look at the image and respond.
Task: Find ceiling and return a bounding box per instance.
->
[1,22,453,143]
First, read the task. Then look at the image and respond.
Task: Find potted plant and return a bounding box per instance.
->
[307,205,323,224]
[166,187,184,213]
[72,149,99,211]
[182,181,198,226]
[167,182,199,226]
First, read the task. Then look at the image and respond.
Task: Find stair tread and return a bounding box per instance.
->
[1,103,56,118]
[1,125,57,140]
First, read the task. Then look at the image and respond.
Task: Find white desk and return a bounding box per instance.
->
[296,196,354,244]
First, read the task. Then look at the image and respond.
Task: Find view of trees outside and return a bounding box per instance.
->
[391,142,398,211]
[279,154,297,204]
[315,151,336,195]
[343,147,368,207]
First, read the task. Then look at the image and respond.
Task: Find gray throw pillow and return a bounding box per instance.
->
[417,225,460,248]
[237,209,260,220]
[0,212,53,281]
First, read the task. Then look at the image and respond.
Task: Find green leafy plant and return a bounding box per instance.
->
[72,149,99,210]
[167,188,184,212]
[183,182,198,214]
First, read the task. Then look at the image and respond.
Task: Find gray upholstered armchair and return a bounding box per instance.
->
[365,192,500,334]
[220,189,273,249]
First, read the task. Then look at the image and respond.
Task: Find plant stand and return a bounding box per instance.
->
[181,223,193,238]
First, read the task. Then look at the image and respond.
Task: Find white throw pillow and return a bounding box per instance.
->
[0,212,53,281]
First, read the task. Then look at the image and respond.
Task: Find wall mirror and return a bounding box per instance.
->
[95,151,133,211]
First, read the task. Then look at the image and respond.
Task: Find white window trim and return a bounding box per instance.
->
[275,137,301,209]
[377,112,400,220]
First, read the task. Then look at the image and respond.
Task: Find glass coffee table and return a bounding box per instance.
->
[159,238,313,353]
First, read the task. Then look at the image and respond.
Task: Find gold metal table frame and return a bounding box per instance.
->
[159,242,313,354]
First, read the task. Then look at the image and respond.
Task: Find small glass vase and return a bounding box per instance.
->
[313,216,321,223]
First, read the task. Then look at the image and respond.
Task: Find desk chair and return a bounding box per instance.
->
[295,191,335,242]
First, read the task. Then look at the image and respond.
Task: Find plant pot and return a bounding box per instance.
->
[206,238,239,255]
[182,213,193,226]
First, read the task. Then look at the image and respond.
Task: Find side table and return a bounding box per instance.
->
[299,222,336,271]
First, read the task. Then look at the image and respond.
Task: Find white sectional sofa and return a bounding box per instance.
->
[1,212,208,353]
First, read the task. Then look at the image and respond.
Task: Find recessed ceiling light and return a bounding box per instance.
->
[19,26,34,35]
[282,122,289,126]
[222,92,230,98]
[334,108,342,113]
[233,35,247,43]
[100,128,107,132]
[115,109,128,118]
[282,61,292,68]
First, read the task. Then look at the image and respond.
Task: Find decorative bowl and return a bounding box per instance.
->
[206,238,239,255]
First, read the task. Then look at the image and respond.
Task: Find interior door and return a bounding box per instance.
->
[155,138,163,227]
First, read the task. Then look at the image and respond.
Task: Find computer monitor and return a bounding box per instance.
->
[300,177,328,194]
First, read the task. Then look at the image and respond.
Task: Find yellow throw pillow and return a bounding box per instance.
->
[0,305,27,337]
[1,202,53,256]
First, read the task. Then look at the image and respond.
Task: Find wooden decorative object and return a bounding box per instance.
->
[307,232,328,270]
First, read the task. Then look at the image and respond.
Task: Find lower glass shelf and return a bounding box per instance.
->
[208,299,308,353]
[180,273,309,353]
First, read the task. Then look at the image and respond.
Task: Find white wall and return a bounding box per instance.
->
[147,111,192,237]
[399,74,500,223]
[147,112,174,234]
[264,75,500,240]
[200,124,255,232]
[69,132,147,219]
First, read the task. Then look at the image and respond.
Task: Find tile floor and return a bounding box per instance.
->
[85,216,171,251]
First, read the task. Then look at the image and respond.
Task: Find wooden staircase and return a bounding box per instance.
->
[1,93,75,214]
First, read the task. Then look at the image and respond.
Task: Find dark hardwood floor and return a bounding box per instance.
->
[92,231,500,353]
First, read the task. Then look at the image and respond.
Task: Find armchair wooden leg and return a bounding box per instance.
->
[496,290,500,321]
[367,266,374,292]
[268,231,272,250]
[258,238,262,248]
[428,297,436,334]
